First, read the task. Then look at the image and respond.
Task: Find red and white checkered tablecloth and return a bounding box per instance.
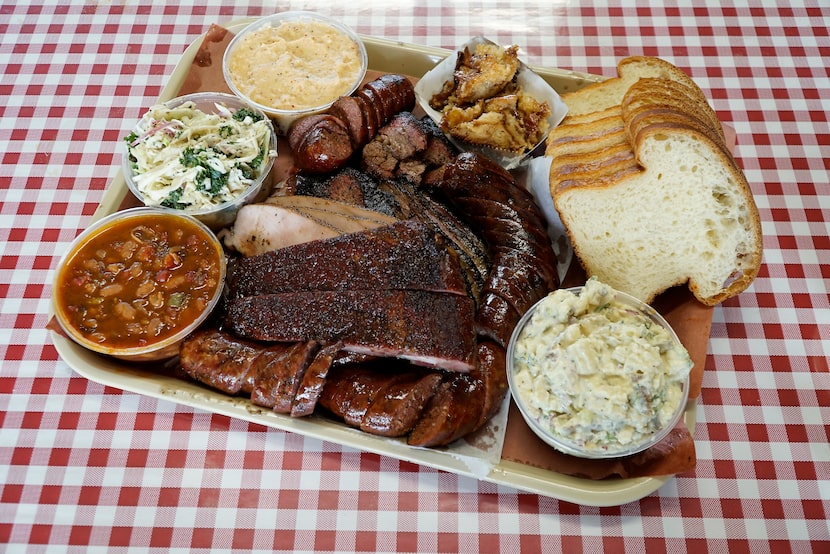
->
[2,1,828,551]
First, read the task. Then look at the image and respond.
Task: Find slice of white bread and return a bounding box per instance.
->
[547,57,762,306]
[563,56,712,117]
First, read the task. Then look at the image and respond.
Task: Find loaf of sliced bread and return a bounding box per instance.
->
[547,57,762,306]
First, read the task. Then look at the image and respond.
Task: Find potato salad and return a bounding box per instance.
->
[125,101,274,211]
[511,277,693,455]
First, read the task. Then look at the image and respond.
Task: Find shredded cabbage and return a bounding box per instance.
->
[125,101,275,211]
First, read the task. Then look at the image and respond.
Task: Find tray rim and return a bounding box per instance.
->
[50,17,696,507]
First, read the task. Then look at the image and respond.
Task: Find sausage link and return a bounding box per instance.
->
[288,74,416,173]
[433,152,560,345]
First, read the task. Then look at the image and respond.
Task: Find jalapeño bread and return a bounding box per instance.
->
[547,56,762,306]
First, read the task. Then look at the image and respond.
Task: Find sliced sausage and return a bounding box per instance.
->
[328,96,368,147]
[179,329,261,395]
[291,341,342,417]
[406,372,485,447]
[269,341,320,414]
[360,372,443,437]
[291,115,354,173]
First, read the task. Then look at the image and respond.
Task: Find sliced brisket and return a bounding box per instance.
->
[291,167,402,217]
[227,220,468,299]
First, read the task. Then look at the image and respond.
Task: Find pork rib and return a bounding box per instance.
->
[225,289,477,372]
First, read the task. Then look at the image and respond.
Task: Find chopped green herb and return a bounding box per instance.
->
[239,164,254,180]
[161,188,189,210]
[180,147,204,168]
[233,107,263,123]
[196,164,228,196]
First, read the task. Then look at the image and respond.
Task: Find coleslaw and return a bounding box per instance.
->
[125,100,276,211]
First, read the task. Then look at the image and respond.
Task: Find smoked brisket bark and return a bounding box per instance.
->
[225,289,477,372]
[290,167,402,217]
[227,220,468,300]
[380,178,490,302]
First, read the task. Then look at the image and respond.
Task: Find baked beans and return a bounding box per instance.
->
[55,211,224,351]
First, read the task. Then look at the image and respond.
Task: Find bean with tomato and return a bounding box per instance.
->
[56,212,224,351]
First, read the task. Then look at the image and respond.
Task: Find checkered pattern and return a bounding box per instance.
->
[2,1,828,551]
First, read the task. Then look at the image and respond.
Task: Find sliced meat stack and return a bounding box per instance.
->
[227,220,468,299]
[224,220,476,372]
[182,219,481,434]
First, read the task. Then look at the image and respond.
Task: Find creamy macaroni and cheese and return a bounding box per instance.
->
[511,277,693,454]
[226,19,364,111]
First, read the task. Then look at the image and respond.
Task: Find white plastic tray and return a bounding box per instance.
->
[51,19,697,507]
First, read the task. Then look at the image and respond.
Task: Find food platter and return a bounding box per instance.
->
[50,19,702,507]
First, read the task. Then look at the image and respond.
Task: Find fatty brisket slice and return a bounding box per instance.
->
[227,220,468,300]
[225,289,477,373]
